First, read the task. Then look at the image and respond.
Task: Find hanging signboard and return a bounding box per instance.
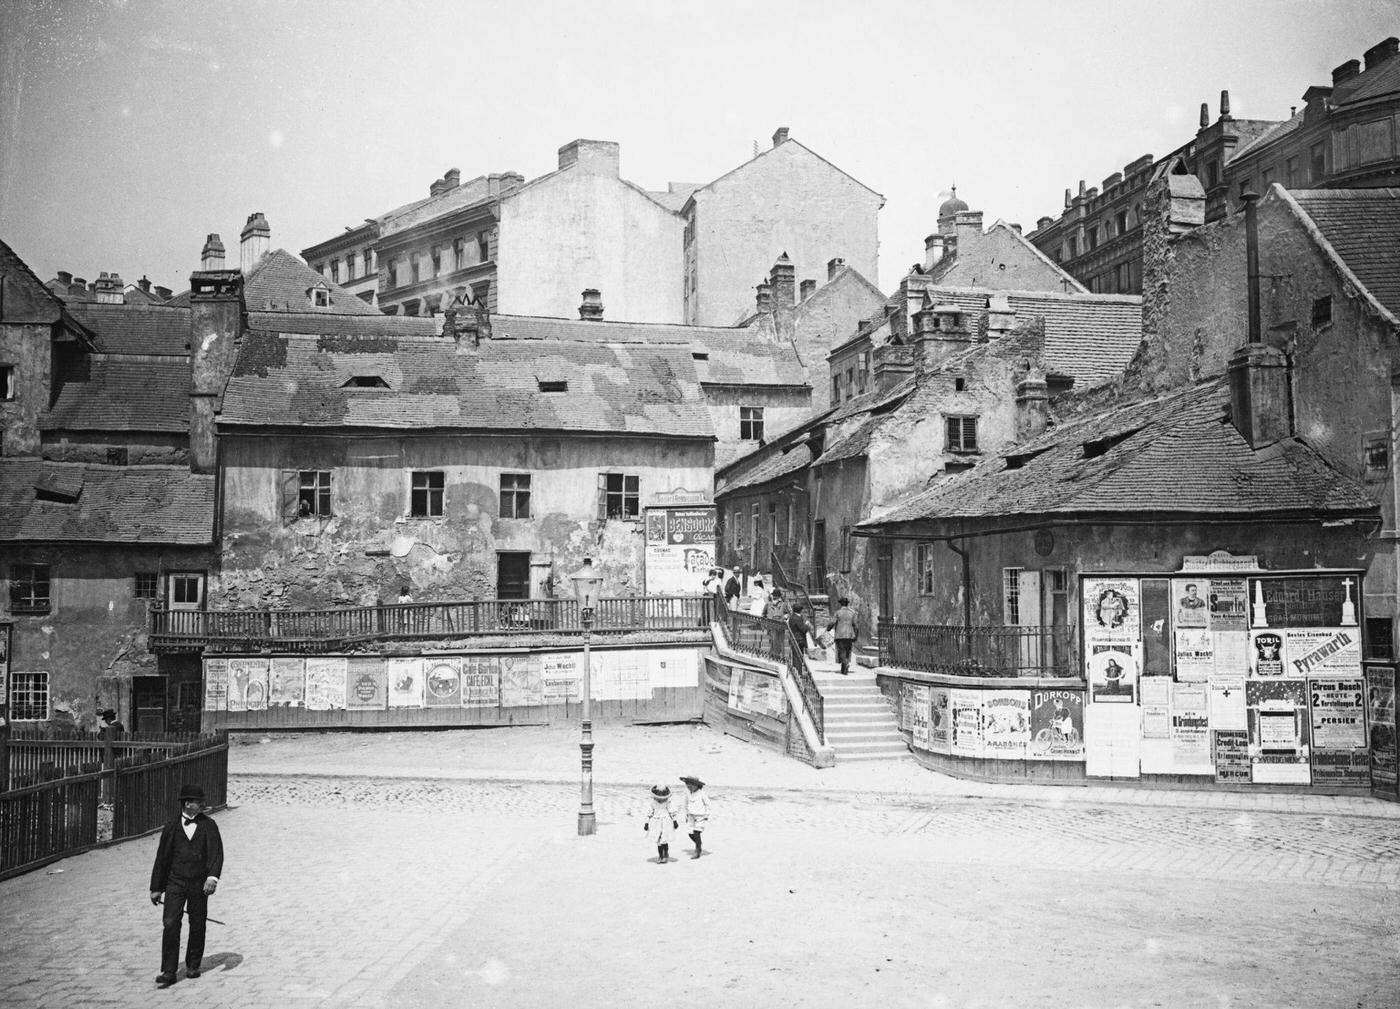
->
[644,505,716,596]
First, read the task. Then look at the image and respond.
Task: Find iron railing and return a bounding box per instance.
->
[0,731,228,880]
[878,619,1076,678]
[151,595,713,652]
[715,595,824,743]
[2,730,221,790]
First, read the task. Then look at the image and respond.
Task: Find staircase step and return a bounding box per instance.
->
[826,716,900,729]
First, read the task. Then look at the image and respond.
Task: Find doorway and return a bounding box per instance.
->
[132,675,168,734]
[496,552,531,599]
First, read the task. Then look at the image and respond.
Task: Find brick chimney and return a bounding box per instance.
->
[239,213,270,272]
[772,126,790,147]
[56,270,72,287]
[769,253,795,309]
[579,288,604,321]
[873,343,916,394]
[911,295,973,374]
[429,178,447,197]
[137,275,152,294]
[1333,59,1361,86]
[827,258,845,281]
[443,167,461,190]
[800,279,816,301]
[1228,191,1291,449]
[154,285,172,301]
[94,271,124,303]
[986,294,1016,338]
[754,281,772,314]
[200,234,225,270]
[188,267,245,474]
[1015,368,1050,440]
[1364,37,1399,72]
[924,234,945,270]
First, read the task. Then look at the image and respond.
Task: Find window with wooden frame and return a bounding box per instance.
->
[916,543,936,595]
[282,470,332,523]
[411,471,445,517]
[946,415,979,454]
[769,502,780,546]
[740,406,765,441]
[599,473,639,520]
[9,671,49,721]
[840,525,852,572]
[9,563,51,614]
[499,473,531,518]
[134,572,159,599]
[1002,567,1024,625]
[1,364,14,400]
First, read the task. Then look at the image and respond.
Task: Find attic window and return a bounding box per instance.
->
[1003,447,1052,470]
[954,377,966,392]
[342,376,390,389]
[1082,428,1141,459]
[692,352,709,361]
[312,288,331,308]
[35,487,80,504]
[538,380,568,393]
[1312,295,1332,327]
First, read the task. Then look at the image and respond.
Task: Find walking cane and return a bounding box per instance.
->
[154,894,226,926]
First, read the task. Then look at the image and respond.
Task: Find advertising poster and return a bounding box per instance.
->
[729,669,786,718]
[1083,577,1141,642]
[1170,683,1212,772]
[644,507,717,596]
[346,657,387,710]
[1172,578,1210,629]
[1028,688,1084,760]
[897,682,913,732]
[227,658,269,713]
[1087,645,1138,704]
[304,657,347,710]
[423,659,463,707]
[1214,730,1251,784]
[1308,677,1368,785]
[594,650,651,700]
[1248,630,1286,678]
[981,691,1030,759]
[462,655,501,708]
[203,658,228,711]
[0,623,9,704]
[1085,703,1141,778]
[1213,630,1248,677]
[1140,676,1171,739]
[950,688,984,758]
[1209,669,1247,730]
[1367,666,1397,788]
[1173,629,1214,683]
[542,653,581,702]
[1285,628,1361,678]
[499,654,544,707]
[268,658,305,707]
[1249,575,1359,629]
[910,685,932,750]
[1247,679,1310,783]
[387,657,424,708]
[648,649,699,689]
[1208,579,1248,630]
[929,686,952,754]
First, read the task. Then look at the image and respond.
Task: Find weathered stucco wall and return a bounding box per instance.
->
[692,143,881,327]
[41,431,188,466]
[216,432,713,608]
[5,544,213,726]
[497,171,684,323]
[703,385,812,469]
[935,225,1073,292]
[0,322,51,456]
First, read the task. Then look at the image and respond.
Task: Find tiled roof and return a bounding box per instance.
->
[1286,188,1400,319]
[863,381,1376,528]
[0,461,214,544]
[247,312,441,338]
[221,331,714,438]
[491,314,807,386]
[167,250,383,316]
[1334,54,1400,106]
[914,286,1141,385]
[717,440,812,496]
[42,357,190,432]
[1232,111,1304,162]
[67,303,191,356]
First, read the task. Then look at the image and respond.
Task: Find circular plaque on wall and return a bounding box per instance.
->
[1033,529,1055,557]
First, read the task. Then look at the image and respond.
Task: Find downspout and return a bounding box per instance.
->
[946,538,973,660]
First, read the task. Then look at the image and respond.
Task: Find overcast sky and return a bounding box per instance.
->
[0,0,1392,298]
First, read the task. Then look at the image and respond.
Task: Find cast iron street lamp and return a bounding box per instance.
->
[570,557,603,836]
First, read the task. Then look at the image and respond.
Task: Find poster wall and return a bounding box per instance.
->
[1308,676,1369,785]
[1367,666,1397,789]
[728,668,786,718]
[1247,679,1310,784]
[929,686,952,755]
[644,507,716,596]
[981,691,1030,759]
[1028,688,1083,760]
[950,688,983,758]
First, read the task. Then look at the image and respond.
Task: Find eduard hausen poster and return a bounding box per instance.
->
[1029,688,1083,760]
[1308,676,1368,786]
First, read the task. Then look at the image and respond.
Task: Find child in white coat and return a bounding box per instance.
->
[643,785,678,863]
[679,775,710,858]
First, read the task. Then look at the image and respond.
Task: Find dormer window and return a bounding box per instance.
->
[310,287,331,308]
[692,352,709,361]
[1082,428,1140,459]
[342,376,390,389]
[538,380,568,393]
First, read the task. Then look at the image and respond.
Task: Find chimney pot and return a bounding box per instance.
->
[444,167,461,189]
[924,234,945,270]
[72,277,87,289]
[57,270,72,285]
[799,278,816,300]
[1078,180,1086,197]
[579,288,604,321]
[772,126,789,147]
[138,275,151,293]
[768,253,795,310]
[1200,101,1210,128]
[755,282,772,313]
[1064,188,1072,208]
[827,257,846,281]
[239,213,270,273]
[1220,89,1231,118]
[1332,59,1361,86]
[1015,370,1050,440]
[200,233,226,270]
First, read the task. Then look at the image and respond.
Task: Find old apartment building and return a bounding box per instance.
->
[301,129,882,328]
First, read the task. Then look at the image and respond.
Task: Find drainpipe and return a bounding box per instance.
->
[946,538,973,659]
[1243,190,1260,345]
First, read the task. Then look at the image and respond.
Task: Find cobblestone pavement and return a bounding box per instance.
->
[3,725,1398,1008]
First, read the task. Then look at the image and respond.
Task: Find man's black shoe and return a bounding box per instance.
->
[155,973,176,986]
[187,968,201,979]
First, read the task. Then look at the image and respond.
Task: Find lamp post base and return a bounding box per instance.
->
[577,810,596,836]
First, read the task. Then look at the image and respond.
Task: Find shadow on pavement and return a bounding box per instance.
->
[199,952,244,972]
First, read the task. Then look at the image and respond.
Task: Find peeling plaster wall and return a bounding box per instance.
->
[4,544,212,727]
[0,321,52,456]
[703,385,812,469]
[216,432,713,607]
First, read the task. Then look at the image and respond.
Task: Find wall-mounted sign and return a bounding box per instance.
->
[644,506,717,595]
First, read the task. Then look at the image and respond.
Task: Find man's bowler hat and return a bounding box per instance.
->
[178,783,206,803]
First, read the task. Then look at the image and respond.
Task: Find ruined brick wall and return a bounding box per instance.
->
[215,432,713,608]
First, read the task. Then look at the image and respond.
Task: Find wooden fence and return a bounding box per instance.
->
[0,731,228,881]
[151,595,713,652]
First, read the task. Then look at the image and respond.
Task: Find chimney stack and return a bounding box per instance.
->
[188,267,245,474]
[873,343,916,394]
[772,126,789,147]
[443,167,461,189]
[558,140,621,177]
[429,178,447,197]
[1064,188,1072,208]
[1200,102,1210,129]
[138,275,151,294]
[200,234,225,270]
[1333,59,1361,86]
[800,278,816,301]
[1243,191,1261,345]
[579,288,604,321]
[1364,37,1399,71]
[94,271,124,304]
[1220,89,1231,118]
[827,257,845,281]
[754,281,772,314]
[768,253,795,309]
[1015,368,1050,440]
[154,285,172,301]
[1228,188,1291,449]
[239,213,270,272]
[56,270,72,286]
[986,294,1016,338]
[924,234,945,270]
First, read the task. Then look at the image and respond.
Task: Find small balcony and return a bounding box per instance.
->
[878,619,1077,678]
[150,596,713,653]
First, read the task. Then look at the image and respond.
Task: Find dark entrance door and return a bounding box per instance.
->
[812,520,826,592]
[132,675,167,733]
[876,540,894,621]
[496,552,531,599]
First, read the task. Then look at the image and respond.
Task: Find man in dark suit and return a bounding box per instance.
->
[150,783,224,986]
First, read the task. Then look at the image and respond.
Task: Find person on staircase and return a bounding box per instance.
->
[828,597,859,675]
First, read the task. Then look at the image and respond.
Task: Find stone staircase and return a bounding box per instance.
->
[811,664,910,762]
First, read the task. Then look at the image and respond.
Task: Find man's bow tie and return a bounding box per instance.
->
[183,818,198,826]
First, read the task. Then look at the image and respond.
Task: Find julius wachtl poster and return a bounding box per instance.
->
[542,653,582,702]
[1029,689,1083,760]
[1173,628,1214,683]
[1083,577,1141,642]
[1308,677,1369,785]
